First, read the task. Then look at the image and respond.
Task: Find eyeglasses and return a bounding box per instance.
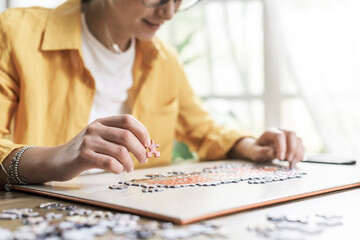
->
[141,0,201,11]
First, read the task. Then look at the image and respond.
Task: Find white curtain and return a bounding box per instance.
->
[264,0,360,156]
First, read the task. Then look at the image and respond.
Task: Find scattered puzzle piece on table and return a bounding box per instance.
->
[0,203,225,240]
[2,208,39,218]
[146,140,160,158]
[248,213,343,239]
[39,202,60,209]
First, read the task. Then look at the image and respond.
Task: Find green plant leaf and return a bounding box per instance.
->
[175,30,197,54]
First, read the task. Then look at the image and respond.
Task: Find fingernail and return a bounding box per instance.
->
[279,152,285,160]
[146,137,151,147]
[129,167,134,172]
[287,153,294,162]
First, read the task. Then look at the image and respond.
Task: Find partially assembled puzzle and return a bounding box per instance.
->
[109,163,307,192]
[15,158,360,225]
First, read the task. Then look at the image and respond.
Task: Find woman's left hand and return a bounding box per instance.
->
[228,128,304,168]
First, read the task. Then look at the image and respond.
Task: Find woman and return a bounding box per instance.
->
[0,0,304,189]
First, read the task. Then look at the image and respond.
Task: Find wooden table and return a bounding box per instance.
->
[1,184,360,239]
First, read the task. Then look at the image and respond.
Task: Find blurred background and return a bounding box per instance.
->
[2,0,360,161]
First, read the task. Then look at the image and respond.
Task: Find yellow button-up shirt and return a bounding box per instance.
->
[0,0,250,169]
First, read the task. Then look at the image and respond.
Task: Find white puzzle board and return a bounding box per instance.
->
[15,160,360,224]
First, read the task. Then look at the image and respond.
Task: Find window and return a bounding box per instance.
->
[2,0,327,154]
[6,0,66,9]
[159,0,323,153]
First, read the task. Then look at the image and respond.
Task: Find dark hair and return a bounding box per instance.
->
[82,0,92,3]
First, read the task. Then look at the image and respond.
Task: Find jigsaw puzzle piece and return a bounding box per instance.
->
[146,140,160,158]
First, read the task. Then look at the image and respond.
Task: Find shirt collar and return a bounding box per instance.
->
[41,0,82,51]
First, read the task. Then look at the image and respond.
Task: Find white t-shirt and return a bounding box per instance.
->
[81,13,135,124]
[80,14,135,174]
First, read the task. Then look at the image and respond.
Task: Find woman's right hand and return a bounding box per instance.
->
[53,114,151,181]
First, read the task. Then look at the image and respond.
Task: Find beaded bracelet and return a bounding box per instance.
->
[5,146,35,191]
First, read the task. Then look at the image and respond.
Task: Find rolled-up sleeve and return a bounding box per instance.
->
[0,12,24,163]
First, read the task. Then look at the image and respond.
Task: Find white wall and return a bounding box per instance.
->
[0,1,7,13]
[8,0,66,8]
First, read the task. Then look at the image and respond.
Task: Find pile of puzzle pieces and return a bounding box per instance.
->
[248,213,343,240]
[0,202,226,240]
